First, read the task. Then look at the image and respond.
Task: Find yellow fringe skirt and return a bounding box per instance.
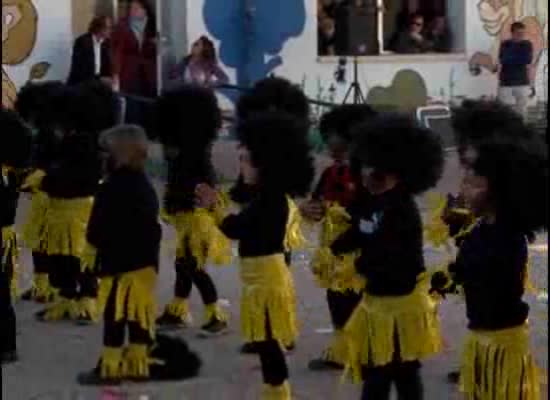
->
[344,275,442,382]
[168,209,232,267]
[1,226,19,299]
[240,255,298,347]
[39,197,93,257]
[460,324,541,400]
[97,267,157,339]
[21,191,49,250]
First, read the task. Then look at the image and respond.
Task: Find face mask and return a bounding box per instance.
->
[129,16,147,31]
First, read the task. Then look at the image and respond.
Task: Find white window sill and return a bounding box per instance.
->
[317,53,468,64]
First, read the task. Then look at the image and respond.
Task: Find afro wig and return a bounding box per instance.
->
[157,84,221,151]
[236,77,310,129]
[352,114,445,195]
[149,334,202,381]
[52,80,119,136]
[0,108,33,169]
[452,100,534,158]
[319,104,378,143]
[238,111,315,197]
[14,81,66,129]
[471,133,548,235]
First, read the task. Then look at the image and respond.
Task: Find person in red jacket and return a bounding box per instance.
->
[111,0,157,97]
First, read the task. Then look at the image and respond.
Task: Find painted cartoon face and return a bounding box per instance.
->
[478,0,511,35]
[2,4,22,43]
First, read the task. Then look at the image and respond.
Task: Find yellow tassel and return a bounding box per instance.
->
[20,169,46,192]
[21,191,49,250]
[204,302,228,323]
[42,297,80,321]
[123,344,150,379]
[99,347,124,379]
[78,297,99,322]
[29,273,55,301]
[322,330,348,366]
[424,193,452,249]
[39,197,94,257]
[80,243,98,273]
[165,297,191,319]
[240,255,298,347]
[284,197,307,252]
[460,324,541,400]
[344,275,442,383]
[1,226,17,268]
[261,381,292,400]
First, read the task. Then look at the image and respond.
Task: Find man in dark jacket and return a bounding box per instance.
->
[67,16,113,86]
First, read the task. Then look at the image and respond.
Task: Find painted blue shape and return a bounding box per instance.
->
[203,0,306,102]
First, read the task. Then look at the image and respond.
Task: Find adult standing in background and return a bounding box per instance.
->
[495,22,534,119]
[67,16,113,87]
[111,0,157,97]
[171,36,229,88]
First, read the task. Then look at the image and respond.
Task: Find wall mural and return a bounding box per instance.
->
[469,0,548,101]
[2,0,50,109]
[203,0,307,102]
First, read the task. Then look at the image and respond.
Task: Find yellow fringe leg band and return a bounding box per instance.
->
[99,267,157,339]
[322,330,348,366]
[204,302,228,323]
[2,226,20,299]
[78,297,99,322]
[39,197,94,257]
[284,197,307,252]
[173,210,233,268]
[99,347,124,379]
[240,255,298,348]
[261,381,292,400]
[460,324,541,400]
[42,297,80,321]
[164,297,191,319]
[123,344,150,379]
[344,275,442,383]
[29,273,56,301]
[22,191,49,250]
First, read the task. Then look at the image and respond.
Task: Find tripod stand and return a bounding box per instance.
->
[342,56,366,104]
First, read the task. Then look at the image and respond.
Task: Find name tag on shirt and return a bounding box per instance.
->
[359,212,383,234]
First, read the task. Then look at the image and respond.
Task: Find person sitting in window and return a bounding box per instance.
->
[318,16,337,56]
[171,36,229,88]
[393,14,432,54]
[425,15,452,53]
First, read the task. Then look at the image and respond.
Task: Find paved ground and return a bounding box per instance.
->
[3,145,548,400]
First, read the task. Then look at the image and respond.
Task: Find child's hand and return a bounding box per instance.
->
[195,183,218,209]
[300,199,326,221]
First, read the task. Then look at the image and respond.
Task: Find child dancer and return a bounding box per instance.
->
[301,104,378,371]
[432,123,547,399]
[36,81,118,323]
[156,85,231,335]
[232,77,311,354]
[78,125,162,385]
[197,111,314,399]
[331,115,444,399]
[15,81,65,303]
[1,109,32,364]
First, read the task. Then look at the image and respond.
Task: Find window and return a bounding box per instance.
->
[317,0,465,57]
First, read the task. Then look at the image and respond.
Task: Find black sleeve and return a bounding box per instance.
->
[68,36,85,85]
[101,40,113,78]
[86,183,110,249]
[219,202,260,240]
[331,225,362,255]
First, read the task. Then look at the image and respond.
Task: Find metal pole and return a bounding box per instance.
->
[156,0,163,96]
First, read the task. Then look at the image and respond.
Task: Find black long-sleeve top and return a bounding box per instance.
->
[33,128,61,171]
[164,148,216,214]
[0,169,18,229]
[86,167,161,276]
[219,190,288,258]
[331,187,425,296]
[451,220,529,330]
[40,133,101,199]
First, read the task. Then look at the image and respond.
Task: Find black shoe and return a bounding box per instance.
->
[156,313,190,330]
[198,319,228,338]
[21,289,34,301]
[75,314,96,326]
[240,342,260,354]
[285,343,296,353]
[308,358,344,371]
[77,368,122,386]
[447,371,460,384]
[1,351,18,365]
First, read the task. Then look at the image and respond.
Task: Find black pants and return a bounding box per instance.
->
[174,257,218,306]
[258,318,289,386]
[327,289,362,329]
[103,278,153,348]
[0,249,16,355]
[32,252,49,275]
[362,361,423,400]
[48,255,98,299]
